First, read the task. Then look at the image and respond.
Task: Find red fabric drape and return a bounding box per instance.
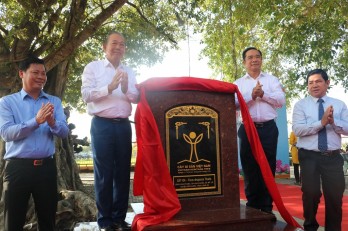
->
[132,77,302,231]
[132,83,181,231]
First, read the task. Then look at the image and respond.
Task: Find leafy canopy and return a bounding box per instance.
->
[1,0,347,107]
[198,0,348,101]
[0,0,201,111]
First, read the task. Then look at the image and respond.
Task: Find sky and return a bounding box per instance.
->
[137,35,215,82]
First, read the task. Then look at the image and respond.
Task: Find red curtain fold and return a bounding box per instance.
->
[132,77,302,231]
[132,85,181,231]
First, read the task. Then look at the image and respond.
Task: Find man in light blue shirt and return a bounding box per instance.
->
[292,69,348,231]
[0,56,69,231]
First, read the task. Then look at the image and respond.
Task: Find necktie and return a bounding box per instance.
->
[318,98,328,151]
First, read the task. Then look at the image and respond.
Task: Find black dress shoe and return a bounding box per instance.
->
[261,209,274,215]
[99,226,116,231]
[113,221,131,231]
[260,209,277,222]
[121,221,131,230]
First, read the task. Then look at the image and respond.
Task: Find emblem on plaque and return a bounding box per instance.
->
[166,105,221,198]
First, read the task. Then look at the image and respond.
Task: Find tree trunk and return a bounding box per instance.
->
[0,0,153,229]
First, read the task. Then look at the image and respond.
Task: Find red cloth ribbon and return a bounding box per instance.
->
[132,77,302,230]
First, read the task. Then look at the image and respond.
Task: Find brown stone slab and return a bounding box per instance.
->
[146,91,239,211]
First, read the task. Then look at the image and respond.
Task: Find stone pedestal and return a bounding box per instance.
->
[143,88,296,230]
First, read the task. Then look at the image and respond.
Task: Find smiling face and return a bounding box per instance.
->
[307,73,330,98]
[243,49,262,76]
[103,33,126,67]
[19,63,47,98]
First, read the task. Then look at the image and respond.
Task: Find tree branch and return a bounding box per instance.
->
[44,0,127,71]
[126,1,177,45]
[0,24,8,35]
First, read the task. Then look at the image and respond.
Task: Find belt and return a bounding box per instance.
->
[94,115,129,123]
[254,119,275,128]
[318,149,340,156]
[300,148,340,156]
[6,156,54,166]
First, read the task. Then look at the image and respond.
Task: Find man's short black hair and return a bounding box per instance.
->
[306,69,329,84]
[242,47,263,60]
[18,56,45,71]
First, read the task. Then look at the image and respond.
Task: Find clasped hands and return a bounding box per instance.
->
[36,102,56,127]
[108,69,128,94]
[252,81,264,100]
[321,105,334,126]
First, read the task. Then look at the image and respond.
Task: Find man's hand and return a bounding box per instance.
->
[36,102,55,126]
[252,81,264,100]
[108,68,128,94]
[321,105,334,126]
[120,72,128,94]
[108,71,124,93]
[46,114,56,127]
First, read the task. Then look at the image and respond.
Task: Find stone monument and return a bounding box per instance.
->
[133,77,299,231]
[142,89,277,231]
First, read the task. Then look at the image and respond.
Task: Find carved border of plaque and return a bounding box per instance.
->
[165,105,221,198]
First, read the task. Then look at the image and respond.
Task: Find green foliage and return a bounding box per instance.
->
[1,0,347,105]
[197,0,348,99]
[0,0,198,109]
[63,1,195,111]
[342,142,348,152]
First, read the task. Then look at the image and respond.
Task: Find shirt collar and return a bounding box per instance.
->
[20,89,48,100]
[103,58,124,69]
[245,71,265,79]
[310,94,328,103]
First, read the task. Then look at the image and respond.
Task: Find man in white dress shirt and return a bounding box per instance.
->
[234,47,285,216]
[81,31,139,231]
[292,69,348,231]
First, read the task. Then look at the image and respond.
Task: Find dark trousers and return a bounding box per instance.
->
[238,121,278,212]
[299,149,345,231]
[293,163,301,183]
[3,157,57,231]
[91,116,132,228]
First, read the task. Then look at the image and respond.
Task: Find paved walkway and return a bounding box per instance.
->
[78,166,348,231]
